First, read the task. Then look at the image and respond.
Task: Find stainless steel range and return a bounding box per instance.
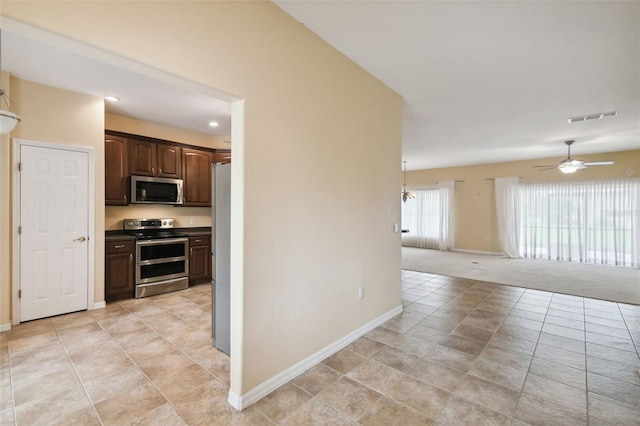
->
[124,218,189,298]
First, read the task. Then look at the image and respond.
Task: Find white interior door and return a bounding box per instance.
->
[20,144,89,322]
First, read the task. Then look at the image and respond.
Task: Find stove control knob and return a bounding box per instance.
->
[168,220,173,226]
[162,221,167,226]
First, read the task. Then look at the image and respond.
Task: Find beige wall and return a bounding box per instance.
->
[2,1,403,400]
[106,113,230,150]
[105,206,212,231]
[3,77,106,321]
[104,113,227,230]
[405,150,640,253]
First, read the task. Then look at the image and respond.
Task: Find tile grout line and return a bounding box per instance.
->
[107,292,225,424]
[78,289,213,425]
[583,295,590,426]
[615,302,640,356]
[51,318,105,426]
[448,283,520,423]
[6,338,18,426]
[102,302,192,425]
[416,280,519,422]
[496,285,541,422]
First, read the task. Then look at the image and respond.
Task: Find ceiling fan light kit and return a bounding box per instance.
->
[558,159,583,174]
[533,140,614,174]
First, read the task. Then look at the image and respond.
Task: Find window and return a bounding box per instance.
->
[401,181,455,250]
[518,179,639,267]
[402,188,440,249]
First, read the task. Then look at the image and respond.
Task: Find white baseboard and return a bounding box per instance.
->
[455,249,504,256]
[90,301,106,310]
[227,304,404,411]
[1,303,105,331]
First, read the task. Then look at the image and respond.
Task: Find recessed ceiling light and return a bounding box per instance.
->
[208,121,219,127]
[568,111,616,123]
[105,96,120,102]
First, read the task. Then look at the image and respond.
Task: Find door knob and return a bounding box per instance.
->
[73,236,86,242]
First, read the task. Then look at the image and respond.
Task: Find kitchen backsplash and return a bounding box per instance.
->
[105,206,212,230]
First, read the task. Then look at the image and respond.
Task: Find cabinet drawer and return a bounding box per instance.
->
[106,240,135,254]
[189,236,210,247]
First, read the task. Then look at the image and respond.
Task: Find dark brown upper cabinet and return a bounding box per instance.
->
[213,150,231,164]
[104,135,130,205]
[182,148,213,206]
[130,139,182,179]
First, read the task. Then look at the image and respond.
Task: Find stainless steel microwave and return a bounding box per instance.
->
[131,175,183,205]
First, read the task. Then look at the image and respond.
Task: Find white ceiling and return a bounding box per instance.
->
[1,28,233,137]
[2,2,639,170]
[275,1,640,170]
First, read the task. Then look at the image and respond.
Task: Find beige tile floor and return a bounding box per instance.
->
[2,272,640,425]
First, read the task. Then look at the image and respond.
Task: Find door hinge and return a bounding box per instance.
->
[18,289,21,298]
[18,162,21,171]
[18,225,21,235]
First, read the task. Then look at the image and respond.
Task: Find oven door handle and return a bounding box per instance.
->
[136,237,189,246]
[139,256,187,266]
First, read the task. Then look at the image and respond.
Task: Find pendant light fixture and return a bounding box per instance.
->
[0,29,21,135]
[0,89,21,134]
[401,161,415,203]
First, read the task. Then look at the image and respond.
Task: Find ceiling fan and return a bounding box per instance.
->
[533,140,613,174]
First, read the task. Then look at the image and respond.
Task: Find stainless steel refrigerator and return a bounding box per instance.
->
[212,162,231,355]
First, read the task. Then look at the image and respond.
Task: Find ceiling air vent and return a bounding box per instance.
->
[568,111,617,123]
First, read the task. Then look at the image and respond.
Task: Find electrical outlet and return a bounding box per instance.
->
[359,287,364,299]
[189,217,195,225]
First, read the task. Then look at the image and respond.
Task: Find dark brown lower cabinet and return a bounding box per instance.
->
[189,235,212,285]
[105,239,135,301]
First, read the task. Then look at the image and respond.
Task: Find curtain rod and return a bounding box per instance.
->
[435,180,465,183]
[485,177,523,181]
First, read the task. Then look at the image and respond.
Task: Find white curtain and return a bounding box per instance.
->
[401,183,455,250]
[495,177,521,258]
[519,179,640,267]
[402,188,440,249]
[438,181,455,251]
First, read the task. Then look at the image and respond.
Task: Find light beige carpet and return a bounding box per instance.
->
[402,247,640,305]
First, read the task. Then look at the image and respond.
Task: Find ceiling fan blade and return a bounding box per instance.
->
[583,161,614,166]
[533,165,556,168]
[535,167,557,171]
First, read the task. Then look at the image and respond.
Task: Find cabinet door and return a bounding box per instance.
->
[104,135,129,205]
[157,144,182,178]
[182,148,213,206]
[130,139,157,176]
[213,151,231,164]
[189,236,211,284]
[105,240,135,301]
